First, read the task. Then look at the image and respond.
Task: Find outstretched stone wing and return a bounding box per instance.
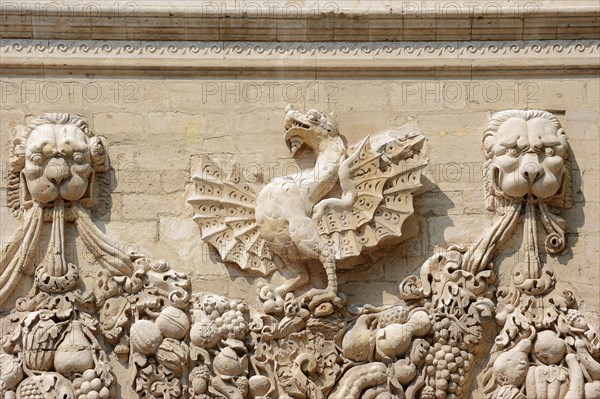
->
[189,155,278,275]
[317,131,428,261]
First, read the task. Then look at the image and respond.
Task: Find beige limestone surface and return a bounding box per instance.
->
[0,2,599,398]
[1,76,598,316]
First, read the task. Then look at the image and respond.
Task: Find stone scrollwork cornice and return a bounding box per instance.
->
[1,39,599,77]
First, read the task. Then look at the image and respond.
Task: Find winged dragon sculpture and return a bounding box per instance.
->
[189,106,428,310]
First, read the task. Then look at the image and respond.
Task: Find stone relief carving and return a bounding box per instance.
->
[189,105,428,313]
[1,114,116,399]
[0,109,597,399]
[479,110,600,399]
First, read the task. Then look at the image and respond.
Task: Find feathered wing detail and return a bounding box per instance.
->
[189,155,278,275]
[317,132,428,260]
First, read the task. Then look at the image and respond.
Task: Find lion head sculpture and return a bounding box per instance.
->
[482,110,572,212]
[7,113,108,217]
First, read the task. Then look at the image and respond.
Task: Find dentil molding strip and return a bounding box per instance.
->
[1,39,599,77]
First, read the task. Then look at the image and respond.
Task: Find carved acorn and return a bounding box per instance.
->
[54,321,95,376]
[190,366,210,394]
[155,306,190,340]
[130,319,163,355]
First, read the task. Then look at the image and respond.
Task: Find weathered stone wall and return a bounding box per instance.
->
[2,76,598,320]
[1,2,599,398]
[2,77,600,328]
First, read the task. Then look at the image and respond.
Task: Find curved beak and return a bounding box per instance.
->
[289,136,304,156]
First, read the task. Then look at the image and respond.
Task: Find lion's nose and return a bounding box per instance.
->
[520,153,543,183]
[45,157,70,185]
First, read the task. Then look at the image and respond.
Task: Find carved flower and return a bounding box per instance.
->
[274,331,342,395]
[399,275,425,301]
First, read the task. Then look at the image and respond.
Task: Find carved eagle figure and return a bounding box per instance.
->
[189,106,428,308]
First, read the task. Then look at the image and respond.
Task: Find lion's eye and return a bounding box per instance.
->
[505,148,519,157]
[308,113,318,122]
[545,147,555,157]
[30,153,43,165]
[73,153,85,164]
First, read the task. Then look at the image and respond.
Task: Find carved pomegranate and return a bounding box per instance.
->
[16,373,75,399]
[54,321,95,376]
[190,314,220,349]
[214,347,247,376]
[155,306,190,340]
[0,354,24,391]
[130,320,163,355]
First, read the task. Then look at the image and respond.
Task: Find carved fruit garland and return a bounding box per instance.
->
[2,109,599,399]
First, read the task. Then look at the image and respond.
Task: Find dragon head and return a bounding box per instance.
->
[283,105,338,157]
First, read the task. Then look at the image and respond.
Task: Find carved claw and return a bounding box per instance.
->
[302,287,345,316]
[258,283,286,315]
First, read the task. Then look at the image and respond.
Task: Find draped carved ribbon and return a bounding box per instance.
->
[512,196,556,295]
[462,201,522,274]
[35,198,79,294]
[0,204,43,306]
[74,206,134,277]
[0,200,134,309]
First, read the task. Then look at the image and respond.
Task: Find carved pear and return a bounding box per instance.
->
[375,324,413,362]
[534,331,566,365]
[492,339,531,387]
[342,314,375,362]
[54,322,94,376]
